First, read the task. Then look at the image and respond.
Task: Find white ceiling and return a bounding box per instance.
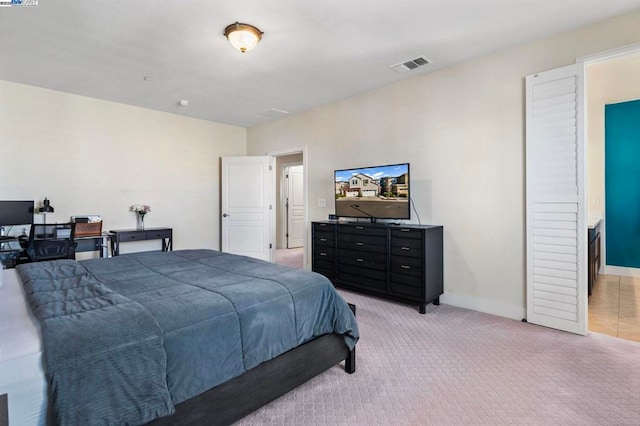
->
[1,1,639,128]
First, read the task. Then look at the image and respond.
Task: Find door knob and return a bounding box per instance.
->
[223,213,229,217]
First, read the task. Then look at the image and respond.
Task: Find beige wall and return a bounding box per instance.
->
[586,52,640,215]
[0,80,246,256]
[247,9,640,319]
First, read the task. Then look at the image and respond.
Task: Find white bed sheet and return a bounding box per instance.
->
[0,268,47,426]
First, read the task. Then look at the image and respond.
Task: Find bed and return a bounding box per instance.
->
[1,249,358,425]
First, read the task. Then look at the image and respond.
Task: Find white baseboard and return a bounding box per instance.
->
[440,292,526,321]
[604,265,640,278]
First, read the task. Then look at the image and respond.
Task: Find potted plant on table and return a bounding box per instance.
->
[130,204,151,230]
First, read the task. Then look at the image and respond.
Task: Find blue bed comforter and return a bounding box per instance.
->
[17,249,359,425]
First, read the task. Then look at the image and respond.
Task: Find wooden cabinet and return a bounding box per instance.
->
[588,222,601,296]
[312,221,443,313]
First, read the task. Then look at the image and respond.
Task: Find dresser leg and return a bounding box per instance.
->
[419,304,426,314]
[433,297,440,306]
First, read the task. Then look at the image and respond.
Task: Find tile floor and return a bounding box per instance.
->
[589,274,640,343]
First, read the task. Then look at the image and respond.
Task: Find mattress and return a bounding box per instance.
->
[14,249,359,425]
[0,269,46,426]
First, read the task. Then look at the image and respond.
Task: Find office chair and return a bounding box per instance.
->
[27,223,77,262]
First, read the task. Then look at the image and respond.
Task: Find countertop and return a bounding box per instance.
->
[588,212,602,229]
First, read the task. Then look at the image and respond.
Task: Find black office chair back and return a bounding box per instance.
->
[27,223,77,262]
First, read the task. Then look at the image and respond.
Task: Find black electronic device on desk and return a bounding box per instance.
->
[0,200,34,267]
[0,200,34,235]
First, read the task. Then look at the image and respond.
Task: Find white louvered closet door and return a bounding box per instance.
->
[525,64,587,335]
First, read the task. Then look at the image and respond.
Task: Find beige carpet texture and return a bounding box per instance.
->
[237,289,640,425]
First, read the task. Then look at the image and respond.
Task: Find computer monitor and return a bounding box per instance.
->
[0,200,34,229]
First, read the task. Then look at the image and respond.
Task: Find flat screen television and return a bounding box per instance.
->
[0,200,34,228]
[334,163,410,222]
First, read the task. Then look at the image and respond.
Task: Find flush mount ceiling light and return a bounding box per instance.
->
[224,22,263,53]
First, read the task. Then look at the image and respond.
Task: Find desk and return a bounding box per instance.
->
[75,233,110,258]
[1,234,109,268]
[109,228,173,256]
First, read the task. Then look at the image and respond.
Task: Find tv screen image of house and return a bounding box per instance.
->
[334,163,410,220]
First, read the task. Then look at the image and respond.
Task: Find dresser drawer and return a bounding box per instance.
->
[390,282,423,299]
[313,246,335,260]
[313,265,335,281]
[390,228,423,239]
[314,231,335,246]
[338,224,387,237]
[337,234,386,253]
[338,249,387,270]
[390,272,424,288]
[147,229,172,239]
[390,238,423,258]
[313,222,336,232]
[117,231,146,242]
[338,264,387,281]
[390,256,423,278]
[337,270,387,292]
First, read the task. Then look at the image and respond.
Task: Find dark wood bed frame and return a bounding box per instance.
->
[148,304,356,426]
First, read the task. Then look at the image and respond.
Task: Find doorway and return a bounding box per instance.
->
[583,48,640,342]
[524,42,640,335]
[271,148,307,270]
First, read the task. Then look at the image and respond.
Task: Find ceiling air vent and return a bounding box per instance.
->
[390,56,432,74]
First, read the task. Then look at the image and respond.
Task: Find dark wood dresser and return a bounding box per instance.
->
[312,221,443,313]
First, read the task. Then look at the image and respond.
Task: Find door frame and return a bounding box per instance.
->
[280,161,303,249]
[268,146,308,269]
[577,41,640,276]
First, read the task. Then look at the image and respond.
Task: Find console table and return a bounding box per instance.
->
[312,221,443,314]
[109,227,173,256]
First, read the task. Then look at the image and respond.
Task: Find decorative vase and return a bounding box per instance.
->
[137,214,145,230]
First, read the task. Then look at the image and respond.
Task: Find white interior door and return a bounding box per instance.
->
[221,156,273,261]
[286,165,304,248]
[525,64,587,335]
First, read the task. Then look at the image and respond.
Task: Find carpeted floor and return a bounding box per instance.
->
[237,290,640,425]
[275,248,304,270]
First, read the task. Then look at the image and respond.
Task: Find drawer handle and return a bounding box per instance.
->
[319,224,326,227]
[356,242,364,246]
[401,265,411,269]
[355,226,364,230]
[320,252,327,256]
[356,258,364,262]
[320,238,327,242]
[401,247,411,251]
[400,229,410,232]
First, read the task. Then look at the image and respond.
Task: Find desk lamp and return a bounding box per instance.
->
[39,197,54,225]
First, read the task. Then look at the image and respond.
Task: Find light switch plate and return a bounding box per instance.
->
[317,198,326,207]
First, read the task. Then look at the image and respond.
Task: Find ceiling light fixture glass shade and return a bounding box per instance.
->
[224,22,263,53]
